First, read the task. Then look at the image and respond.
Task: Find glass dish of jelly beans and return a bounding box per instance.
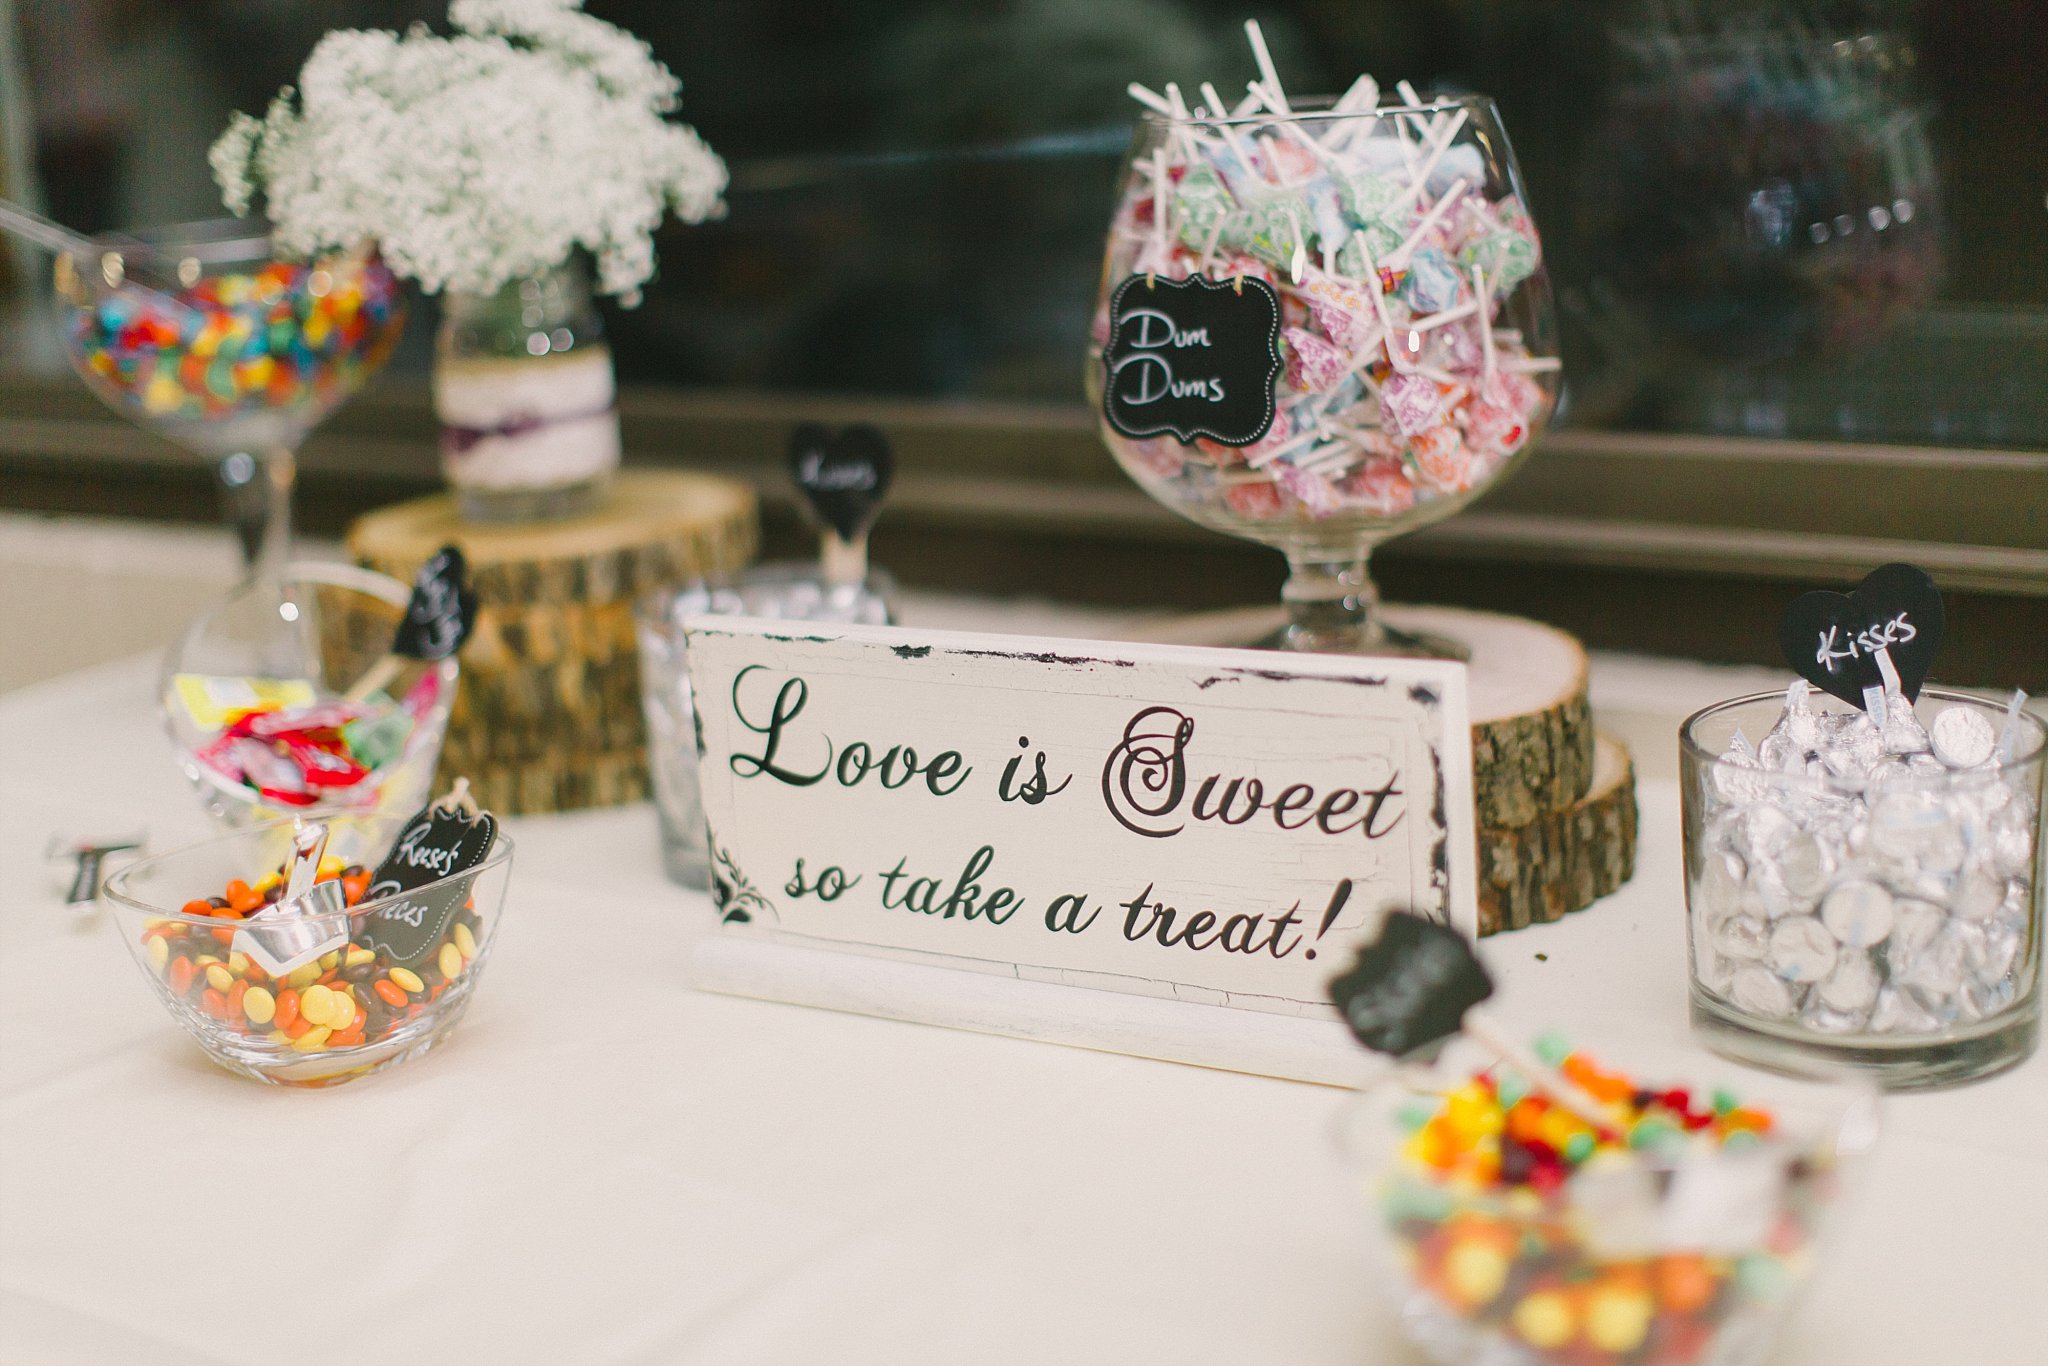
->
[1335,1032,1878,1366]
[101,813,514,1087]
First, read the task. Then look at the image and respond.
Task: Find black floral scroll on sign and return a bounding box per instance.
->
[1100,273,1283,446]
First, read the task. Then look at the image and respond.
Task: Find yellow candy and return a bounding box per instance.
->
[1440,1238,1510,1309]
[318,856,345,877]
[290,1025,332,1053]
[1584,1284,1654,1353]
[389,966,424,994]
[288,963,321,990]
[243,986,277,1025]
[344,947,376,969]
[1444,1083,1504,1141]
[142,373,183,414]
[147,937,170,973]
[438,942,464,980]
[192,954,221,969]
[205,964,234,993]
[300,984,335,1028]
[1511,1290,1576,1349]
[318,950,340,971]
[228,952,251,974]
[454,922,478,960]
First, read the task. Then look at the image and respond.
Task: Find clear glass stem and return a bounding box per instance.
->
[253,445,295,588]
[1280,549,1378,653]
[216,446,295,586]
[1272,545,1471,660]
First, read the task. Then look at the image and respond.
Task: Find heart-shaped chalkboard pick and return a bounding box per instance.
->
[789,424,894,544]
[393,544,478,662]
[1779,562,1944,709]
[345,544,479,703]
[1328,910,1494,1059]
[358,779,497,966]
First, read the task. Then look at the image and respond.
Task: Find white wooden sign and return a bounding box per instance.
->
[683,619,1475,1084]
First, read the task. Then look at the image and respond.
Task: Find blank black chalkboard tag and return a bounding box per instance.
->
[391,544,478,662]
[1328,911,1494,1059]
[358,795,496,965]
[1779,562,1944,708]
[789,424,894,542]
[1101,273,1283,446]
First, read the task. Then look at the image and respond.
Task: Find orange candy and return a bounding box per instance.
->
[167,957,197,994]
[274,988,302,1033]
[1655,1255,1719,1315]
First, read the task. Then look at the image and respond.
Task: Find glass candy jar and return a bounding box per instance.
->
[434,259,619,522]
[1682,687,2044,1089]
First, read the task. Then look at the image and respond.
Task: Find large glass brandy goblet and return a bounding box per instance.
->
[1088,95,1559,657]
[52,218,405,587]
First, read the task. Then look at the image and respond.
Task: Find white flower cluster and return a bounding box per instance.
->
[211,0,727,302]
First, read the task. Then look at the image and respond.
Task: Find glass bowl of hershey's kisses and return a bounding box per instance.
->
[1681,684,2044,1088]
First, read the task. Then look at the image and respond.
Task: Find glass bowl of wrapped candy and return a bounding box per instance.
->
[101,811,512,1087]
[1337,1032,1878,1366]
[161,562,459,827]
[1092,57,1558,655]
[1683,684,2044,1089]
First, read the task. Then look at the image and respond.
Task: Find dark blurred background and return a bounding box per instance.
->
[3,0,2044,449]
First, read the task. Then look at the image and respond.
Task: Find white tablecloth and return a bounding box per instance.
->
[2,644,2043,1365]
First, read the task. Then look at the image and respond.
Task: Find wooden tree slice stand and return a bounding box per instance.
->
[348,470,759,814]
[1478,734,1637,936]
[1128,602,1635,934]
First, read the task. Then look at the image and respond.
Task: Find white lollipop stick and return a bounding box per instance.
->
[1244,19,1290,114]
[1473,264,1495,383]
[1390,108,1469,210]
[1126,81,1175,116]
[1387,178,1471,267]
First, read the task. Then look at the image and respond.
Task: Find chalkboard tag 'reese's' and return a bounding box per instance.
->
[1778,562,1944,709]
[359,783,497,965]
[1101,273,1283,446]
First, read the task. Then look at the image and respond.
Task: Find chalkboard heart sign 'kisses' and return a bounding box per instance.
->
[1101,273,1283,446]
[358,780,498,965]
[1328,911,1494,1059]
[1779,562,1945,708]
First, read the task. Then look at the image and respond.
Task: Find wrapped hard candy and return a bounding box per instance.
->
[1400,247,1466,314]
[1378,373,1452,437]
[1284,327,1352,393]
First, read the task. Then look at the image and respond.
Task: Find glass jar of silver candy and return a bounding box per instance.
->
[636,564,895,889]
[1681,683,2044,1088]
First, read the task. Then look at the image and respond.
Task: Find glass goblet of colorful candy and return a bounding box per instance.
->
[53,219,405,585]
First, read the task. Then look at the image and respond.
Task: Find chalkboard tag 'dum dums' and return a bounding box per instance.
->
[789,423,894,586]
[358,779,498,966]
[1100,272,1283,447]
[345,544,480,703]
[1779,562,1945,710]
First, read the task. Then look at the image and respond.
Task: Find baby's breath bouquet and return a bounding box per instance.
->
[210,0,726,304]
